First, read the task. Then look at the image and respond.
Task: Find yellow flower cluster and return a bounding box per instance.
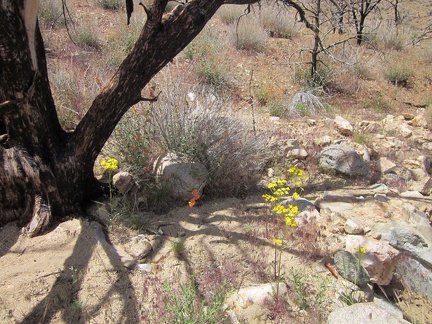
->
[100,158,119,172]
[273,238,283,245]
[287,167,306,178]
[262,194,278,202]
[354,245,368,254]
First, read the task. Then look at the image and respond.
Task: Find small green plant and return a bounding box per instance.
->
[256,83,278,105]
[291,269,309,310]
[363,91,390,113]
[353,131,370,145]
[268,100,287,117]
[185,29,234,93]
[74,23,100,49]
[39,0,66,28]
[384,62,413,87]
[163,275,227,324]
[109,105,154,176]
[172,238,185,260]
[97,0,121,10]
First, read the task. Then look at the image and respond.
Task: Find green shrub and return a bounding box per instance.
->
[185,28,235,93]
[97,0,121,10]
[39,0,66,28]
[362,91,390,113]
[383,62,413,87]
[163,276,227,324]
[269,101,287,117]
[74,23,100,49]
[108,105,154,176]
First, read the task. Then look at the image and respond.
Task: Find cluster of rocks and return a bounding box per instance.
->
[106,112,432,322]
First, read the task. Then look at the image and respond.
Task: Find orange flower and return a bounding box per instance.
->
[188,189,201,208]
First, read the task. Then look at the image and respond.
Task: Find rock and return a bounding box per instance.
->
[327,301,410,324]
[393,254,432,301]
[334,115,354,136]
[112,171,135,194]
[411,114,428,128]
[123,235,154,260]
[400,191,424,198]
[408,168,429,181]
[409,176,432,196]
[345,219,364,235]
[314,135,332,146]
[345,236,400,286]
[333,250,370,287]
[281,197,316,213]
[358,120,381,133]
[376,221,432,268]
[295,207,322,228]
[399,124,412,138]
[153,152,208,200]
[319,144,369,177]
[401,113,415,120]
[226,283,288,309]
[286,148,308,159]
[378,157,397,174]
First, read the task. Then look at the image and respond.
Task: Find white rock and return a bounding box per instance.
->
[345,219,364,235]
[345,235,400,286]
[334,115,354,136]
[378,157,396,174]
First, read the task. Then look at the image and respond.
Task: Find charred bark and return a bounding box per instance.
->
[2,0,266,235]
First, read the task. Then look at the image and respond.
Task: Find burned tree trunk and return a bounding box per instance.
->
[0,0,233,235]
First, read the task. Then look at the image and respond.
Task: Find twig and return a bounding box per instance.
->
[38,270,63,278]
[248,70,256,138]
[139,90,162,103]
[325,262,339,278]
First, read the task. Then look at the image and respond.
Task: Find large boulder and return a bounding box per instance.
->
[333,250,370,287]
[153,152,208,200]
[327,300,410,324]
[345,235,400,286]
[319,144,369,177]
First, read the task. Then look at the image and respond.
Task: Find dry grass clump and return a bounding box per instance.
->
[229,16,269,52]
[74,21,101,49]
[217,4,247,24]
[261,5,299,39]
[151,78,268,196]
[185,27,235,93]
[370,22,411,51]
[39,0,67,28]
[49,60,99,130]
[96,0,122,11]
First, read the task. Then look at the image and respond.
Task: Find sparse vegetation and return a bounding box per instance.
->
[2,0,432,323]
[230,16,269,52]
[383,61,413,87]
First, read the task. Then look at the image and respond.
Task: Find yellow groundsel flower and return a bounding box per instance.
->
[292,192,300,200]
[262,194,278,202]
[100,158,119,172]
[355,246,368,254]
[273,238,283,245]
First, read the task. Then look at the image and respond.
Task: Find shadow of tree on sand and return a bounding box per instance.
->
[20,219,140,324]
